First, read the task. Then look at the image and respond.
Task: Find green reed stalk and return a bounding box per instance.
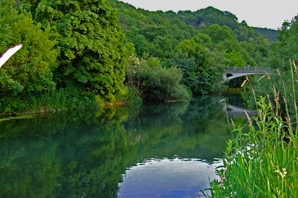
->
[205,62,298,197]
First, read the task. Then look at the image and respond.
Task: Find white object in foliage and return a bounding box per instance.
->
[0,44,22,68]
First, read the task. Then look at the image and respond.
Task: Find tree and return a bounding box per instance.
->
[126,56,190,101]
[178,39,209,67]
[269,16,298,69]
[205,24,237,44]
[0,1,57,97]
[241,20,248,26]
[177,39,219,94]
[224,50,246,66]
[21,0,128,102]
[163,52,199,93]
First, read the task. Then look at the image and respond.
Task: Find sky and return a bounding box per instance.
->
[120,0,298,30]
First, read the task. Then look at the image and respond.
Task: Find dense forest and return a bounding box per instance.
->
[0,0,297,116]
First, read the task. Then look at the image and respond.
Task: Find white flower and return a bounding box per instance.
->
[275,167,287,178]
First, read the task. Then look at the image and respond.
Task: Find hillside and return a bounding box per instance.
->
[110,0,272,66]
[108,0,277,96]
[253,27,278,42]
[175,7,278,42]
[111,0,277,43]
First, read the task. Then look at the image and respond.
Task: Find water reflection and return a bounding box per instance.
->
[0,96,249,197]
[119,158,222,198]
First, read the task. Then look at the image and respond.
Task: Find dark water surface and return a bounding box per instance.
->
[0,96,248,198]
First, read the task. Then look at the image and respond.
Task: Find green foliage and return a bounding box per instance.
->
[252,64,298,119]
[205,24,237,44]
[0,88,97,116]
[269,16,298,69]
[178,39,209,67]
[0,0,277,114]
[0,1,57,97]
[193,33,212,45]
[207,96,298,197]
[177,6,276,43]
[21,0,128,102]
[126,55,190,101]
[207,65,298,197]
[110,0,273,93]
[253,15,298,117]
[0,0,133,115]
[164,51,219,95]
[0,1,61,115]
[224,50,246,66]
[254,27,278,42]
[164,52,199,94]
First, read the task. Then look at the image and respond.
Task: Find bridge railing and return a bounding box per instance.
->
[224,66,270,72]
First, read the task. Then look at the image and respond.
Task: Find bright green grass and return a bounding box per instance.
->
[205,62,298,197]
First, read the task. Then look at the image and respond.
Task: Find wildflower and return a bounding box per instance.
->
[275,167,287,178]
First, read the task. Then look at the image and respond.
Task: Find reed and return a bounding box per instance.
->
[204,61,298,197]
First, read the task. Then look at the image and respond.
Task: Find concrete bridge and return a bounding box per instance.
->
[223,66,269,82]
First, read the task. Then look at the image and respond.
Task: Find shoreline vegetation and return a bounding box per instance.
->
[204,62,298,197]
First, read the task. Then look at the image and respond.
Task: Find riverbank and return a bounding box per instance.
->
[206,71,298,197]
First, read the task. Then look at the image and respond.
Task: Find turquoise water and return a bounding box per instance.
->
[0,96,248,197]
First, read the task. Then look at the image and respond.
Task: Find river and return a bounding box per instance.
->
[0,95,249,198]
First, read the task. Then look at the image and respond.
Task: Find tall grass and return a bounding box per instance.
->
[205,61,298,197]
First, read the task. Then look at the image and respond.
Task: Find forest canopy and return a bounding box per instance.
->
[0,0,288,115]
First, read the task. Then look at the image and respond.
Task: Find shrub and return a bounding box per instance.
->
[126,56,190,102]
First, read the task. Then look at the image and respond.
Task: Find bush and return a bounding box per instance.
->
[125,56,190,102]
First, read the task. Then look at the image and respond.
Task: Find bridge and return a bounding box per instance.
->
[223,66,269,82]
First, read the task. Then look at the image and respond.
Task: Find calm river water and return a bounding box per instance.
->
[0,95,248,198]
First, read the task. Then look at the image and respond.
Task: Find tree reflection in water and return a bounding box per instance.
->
[0,96,248,197]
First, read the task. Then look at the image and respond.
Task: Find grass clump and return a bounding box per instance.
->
[205,61,298,197]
